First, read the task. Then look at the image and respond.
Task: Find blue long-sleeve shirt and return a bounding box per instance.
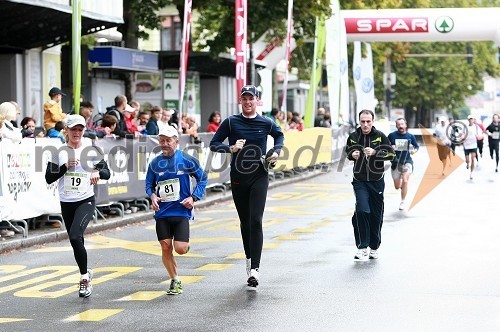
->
[209,114,284,176]
[145,150,207,219]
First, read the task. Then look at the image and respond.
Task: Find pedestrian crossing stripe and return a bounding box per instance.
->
[116,291,167,301]
[64,309,124,322]
[196,264,233,271]
[0,318,32,323]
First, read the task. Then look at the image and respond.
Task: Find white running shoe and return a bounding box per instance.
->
[246,258,251,277]
[354,249,369,261]
[399,201,406,211]
[78,269,93,298]
[369,249,379,259]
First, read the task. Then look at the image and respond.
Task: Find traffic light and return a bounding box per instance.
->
[385,88,396,101]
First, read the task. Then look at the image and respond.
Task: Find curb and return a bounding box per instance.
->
[0,166,330,253]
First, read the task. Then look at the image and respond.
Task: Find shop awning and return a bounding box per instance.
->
[0,0,123,53]
[89,46,159,73]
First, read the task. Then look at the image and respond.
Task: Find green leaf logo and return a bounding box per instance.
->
[435,16,454,33]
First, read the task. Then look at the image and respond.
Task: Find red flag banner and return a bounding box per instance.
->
[281,0,294,113]
[235,0,247,99]
[178,0,192,117]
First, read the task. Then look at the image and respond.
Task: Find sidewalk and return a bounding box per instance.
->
[0,166,331,253]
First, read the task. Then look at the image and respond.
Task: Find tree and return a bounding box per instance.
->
[120,0,172,49]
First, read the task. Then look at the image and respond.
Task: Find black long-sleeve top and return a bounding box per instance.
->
[210,114,284,176]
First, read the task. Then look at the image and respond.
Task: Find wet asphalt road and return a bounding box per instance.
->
[1,145,500,331]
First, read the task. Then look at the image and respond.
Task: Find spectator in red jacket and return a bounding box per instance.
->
[207,111,221,133]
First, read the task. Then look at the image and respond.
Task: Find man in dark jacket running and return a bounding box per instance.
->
[345,110,395,261]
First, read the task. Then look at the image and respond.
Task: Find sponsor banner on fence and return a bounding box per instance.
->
[276,128,332,170]
[1,139,62,220]
[1,128,348,221]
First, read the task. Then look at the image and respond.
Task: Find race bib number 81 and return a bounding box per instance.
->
[158,178,180,202]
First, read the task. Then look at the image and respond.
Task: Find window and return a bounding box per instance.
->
[161,16,182,51]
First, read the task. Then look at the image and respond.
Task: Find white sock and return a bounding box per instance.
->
[172,276,179,281]
[81,273,89,281]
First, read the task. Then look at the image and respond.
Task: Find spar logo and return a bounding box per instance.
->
[434,16,454,33]
[345,17,428,33]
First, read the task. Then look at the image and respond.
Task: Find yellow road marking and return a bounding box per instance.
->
[262,218,287,228]
[293,183,351,189]
[265,206,320,215]
[191,237,240,243]
[268,192,351,201]
[116,291,167,301]
[310,221,332,227]
[193,218,238,230]
[163,276,205,285]
[292,228,315,233]
[263,242,282,249]
[0,318,32,323]
[0,266,26,274]
[65,309,124,322]
[225,252,245,259]
[274,235,300,240]
[206,220,239,231]
[14,267,142,298]
[199,209,233,214]
[196,264,233,271]
[0,266,77,294]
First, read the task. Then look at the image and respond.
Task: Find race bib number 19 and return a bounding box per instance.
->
[158,178,180,202]
[64,172,89,195]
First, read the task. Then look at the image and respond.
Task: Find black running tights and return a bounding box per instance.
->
[231,173,269,270]
[60,196,95,274]
[489,141,500,167]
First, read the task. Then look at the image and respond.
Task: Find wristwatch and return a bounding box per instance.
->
[191,195,199,202]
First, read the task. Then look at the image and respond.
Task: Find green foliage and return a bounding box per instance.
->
[120,0,172,41]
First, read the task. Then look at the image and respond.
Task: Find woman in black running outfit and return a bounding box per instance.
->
[210,85,284,289]
[45,114,110,298]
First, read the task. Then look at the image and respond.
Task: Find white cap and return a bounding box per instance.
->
[124,104,135,113]
[158,125,178,137]
[438,116,447,122]
[66,114,86,128]
[467,114,475,120]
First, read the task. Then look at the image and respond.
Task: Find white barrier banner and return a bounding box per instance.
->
[1,139,62,220]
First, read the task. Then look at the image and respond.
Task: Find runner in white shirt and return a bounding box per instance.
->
[462,115,479,180]
[45,114,110,298]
